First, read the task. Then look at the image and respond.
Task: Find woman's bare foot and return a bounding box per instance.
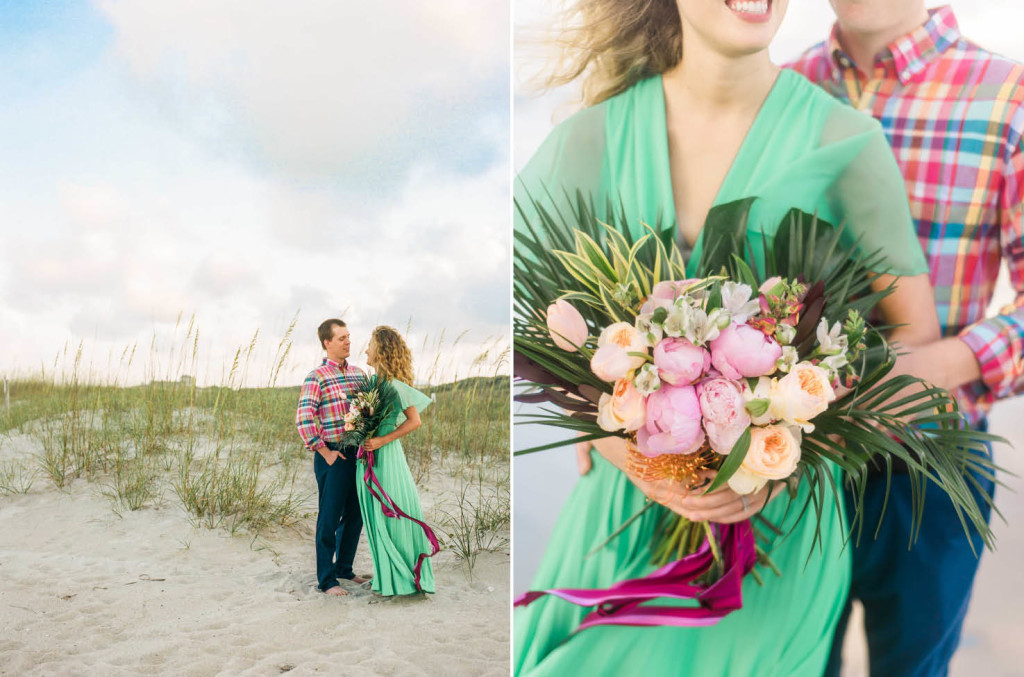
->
[324,586,349,597]
[351,575,371,584]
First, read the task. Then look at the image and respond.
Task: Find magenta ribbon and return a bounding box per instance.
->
[357,445,440,592]
[514,521,757,630]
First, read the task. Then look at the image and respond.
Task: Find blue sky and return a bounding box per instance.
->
[0,1,510,385]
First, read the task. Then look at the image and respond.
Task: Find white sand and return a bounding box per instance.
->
[0,447,509,676]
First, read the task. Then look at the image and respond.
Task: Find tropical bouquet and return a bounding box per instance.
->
[513,193,1000,627]
[340,373,397,458]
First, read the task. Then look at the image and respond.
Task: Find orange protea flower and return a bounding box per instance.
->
[625,440,717,488]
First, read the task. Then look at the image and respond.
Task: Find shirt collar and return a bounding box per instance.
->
[322,357,348,370]
[829,5,960,85]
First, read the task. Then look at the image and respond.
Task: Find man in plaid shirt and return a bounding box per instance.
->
[296,318,371,596]
[789,3,1024,674]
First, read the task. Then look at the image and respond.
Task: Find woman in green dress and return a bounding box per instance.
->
[358,325,437,597]
[514,0,943,674]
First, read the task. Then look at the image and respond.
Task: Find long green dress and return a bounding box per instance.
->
[514,70,928,675]
[356,379,436,596]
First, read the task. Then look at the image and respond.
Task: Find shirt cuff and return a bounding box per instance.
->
[305,435,323,451]
[958,317,1018,399]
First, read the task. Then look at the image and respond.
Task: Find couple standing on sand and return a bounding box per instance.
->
[295,319,438,598]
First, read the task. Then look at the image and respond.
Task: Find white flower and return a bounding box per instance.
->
[635,312,664,347]
[816,319,848,356]
[685,308,716,345]
[822,353,849,378]
[721,281,761,324]
[776,346,799,373]
[775,322,797,346]
[663,303,693,338]
[633,362,662,395]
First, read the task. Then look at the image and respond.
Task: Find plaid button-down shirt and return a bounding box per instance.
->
[295,358,365,451]
[788,5,1024,425]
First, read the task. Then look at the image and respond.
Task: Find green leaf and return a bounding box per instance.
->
[707,427,751,492]
[744,398,770,418]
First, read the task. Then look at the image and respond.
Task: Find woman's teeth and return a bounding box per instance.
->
[727,0,769,15]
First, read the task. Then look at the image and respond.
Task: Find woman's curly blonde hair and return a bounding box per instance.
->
[543,0,682,105]
[370,326,415,386]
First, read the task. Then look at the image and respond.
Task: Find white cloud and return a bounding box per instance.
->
[95,0,509,186]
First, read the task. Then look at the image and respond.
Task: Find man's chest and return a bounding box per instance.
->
[318,371,362,410]
[824,76,1005,228]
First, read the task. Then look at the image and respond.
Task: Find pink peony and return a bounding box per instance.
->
[546,300,589,352]
[636,384,705,456]
[698,377,751,454]
[653,337,709,386]
[709,323,783,380]
[639,279,702,314]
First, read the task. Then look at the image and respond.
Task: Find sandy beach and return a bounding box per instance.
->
[0,435,509,676]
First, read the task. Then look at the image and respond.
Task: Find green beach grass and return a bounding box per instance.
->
[0,323,509,575]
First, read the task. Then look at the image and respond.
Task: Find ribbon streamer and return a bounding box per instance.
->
[358,445,440,592]
[514,521,757,630]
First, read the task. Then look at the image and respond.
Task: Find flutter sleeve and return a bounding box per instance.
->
[514,104,607,239]
[394,380,432,414]
[821,104,929,277]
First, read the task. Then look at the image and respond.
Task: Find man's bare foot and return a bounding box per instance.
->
[324,586,349,597]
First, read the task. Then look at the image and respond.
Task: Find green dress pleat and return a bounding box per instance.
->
[514,70,928,676]
[356,379,436,596]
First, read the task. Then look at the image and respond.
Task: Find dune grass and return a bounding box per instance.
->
[0,319,509,574]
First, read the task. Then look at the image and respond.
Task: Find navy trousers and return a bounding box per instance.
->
[313,443,363,591]
[825,423,994,677]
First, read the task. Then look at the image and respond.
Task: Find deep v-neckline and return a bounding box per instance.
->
[655,70,787,251]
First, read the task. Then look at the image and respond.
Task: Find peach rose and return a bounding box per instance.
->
[727,425,801,495]
[769,363,836,432]
[590,322,648,382]
[596,378,646,432]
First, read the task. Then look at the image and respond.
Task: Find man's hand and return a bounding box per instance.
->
[317,446,344,465]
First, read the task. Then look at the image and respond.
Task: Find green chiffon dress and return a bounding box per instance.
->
[356,379,436,596]
[514,70,928,675]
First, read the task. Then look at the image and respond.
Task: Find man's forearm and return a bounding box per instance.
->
[898,336,982,392]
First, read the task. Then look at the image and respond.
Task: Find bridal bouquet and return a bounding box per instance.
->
[513,194,999,628]
[340,374,396,456]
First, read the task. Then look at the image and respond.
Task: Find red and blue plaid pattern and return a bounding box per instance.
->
[788,5,1024,424]
[296,358,365,450]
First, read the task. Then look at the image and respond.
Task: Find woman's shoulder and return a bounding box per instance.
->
[783,69,883,138]
[517,76,660,192]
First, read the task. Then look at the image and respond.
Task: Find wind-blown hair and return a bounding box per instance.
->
[370,326,415,386]
[543,0,682,105]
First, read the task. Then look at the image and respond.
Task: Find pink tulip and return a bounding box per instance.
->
[709,323,783,380]
[546,300,588,352]
[698,377,751,454]
[636,384,705,456]
[653,337,709,386]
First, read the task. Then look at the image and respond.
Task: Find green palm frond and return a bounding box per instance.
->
[514,190,1005,554]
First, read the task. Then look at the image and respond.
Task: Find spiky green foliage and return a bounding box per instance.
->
[514,191,1002,553]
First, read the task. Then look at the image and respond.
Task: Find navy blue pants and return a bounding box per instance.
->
[825,423,994,677]
[313,443,363,591]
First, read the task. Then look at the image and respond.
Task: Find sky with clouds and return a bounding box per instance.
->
[0,0,510,386]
